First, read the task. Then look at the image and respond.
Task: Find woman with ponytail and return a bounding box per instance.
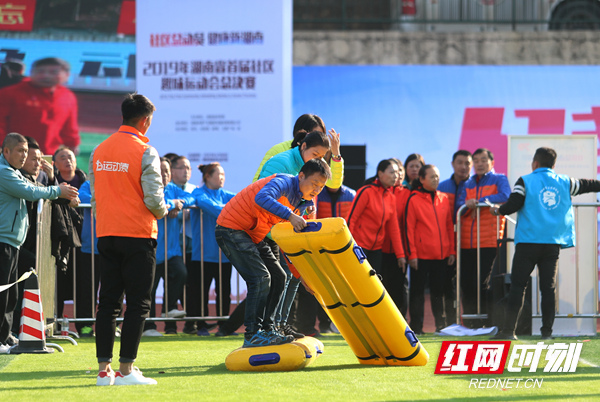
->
[188,162,236,336]
[404,165,455,335]
[346,159,405,275]
[253,114,327,182]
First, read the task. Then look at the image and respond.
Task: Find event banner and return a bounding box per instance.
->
[136,0,292,191]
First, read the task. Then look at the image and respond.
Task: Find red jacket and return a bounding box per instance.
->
[0,81,79,154]
[405,189,455,261]
[346,179,404,258]
[382,185,410,254]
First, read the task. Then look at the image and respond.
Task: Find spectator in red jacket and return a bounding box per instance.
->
[347,159,405,275]
[381,158,410,316]
[405,165,455,334]
[0,57,80,155]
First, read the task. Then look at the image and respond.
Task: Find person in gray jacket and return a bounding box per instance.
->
[0,133,78,354]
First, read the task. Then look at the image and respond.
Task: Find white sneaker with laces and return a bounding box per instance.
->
[166,309,186,318]
[142,329,163,337]
[0,344,10,354]
[114,367,157,385]
[96,370,115,386]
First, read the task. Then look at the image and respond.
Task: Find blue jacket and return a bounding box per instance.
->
[0,154,61,248]
[191,185,236,263]
[156,182,196,264]
[258,147,304,180]
[438,174,469,223]
[79,181,98,254]
[516,168,575,248]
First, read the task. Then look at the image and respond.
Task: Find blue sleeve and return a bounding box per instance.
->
[173,186,196,207]
[0,168,61,201]
[79,180,92,203]
[258,152,295,180]
[195,192,226,219]
[166,183,195,207]
[255,176,294,220]
[482,175,511,204]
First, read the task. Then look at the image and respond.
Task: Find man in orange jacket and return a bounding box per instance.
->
[90,94,168,386]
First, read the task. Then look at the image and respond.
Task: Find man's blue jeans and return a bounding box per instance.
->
[215,225,286,336]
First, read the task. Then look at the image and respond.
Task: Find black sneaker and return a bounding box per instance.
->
[215,328,238,337]
[281,324,305,339]
[491,331,518,341]
[182,325,197,335]
[6,333,19,346]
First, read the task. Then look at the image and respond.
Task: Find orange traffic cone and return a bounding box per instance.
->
[10,271,54,354]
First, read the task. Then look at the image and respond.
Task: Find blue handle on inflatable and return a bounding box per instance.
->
[300,222,322,232]
[353,244,367,264]
[249,352,281,366]
[405,328,419,347]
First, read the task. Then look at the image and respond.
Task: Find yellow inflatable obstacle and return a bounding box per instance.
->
[272,218,429,366]
[225,337,324,372]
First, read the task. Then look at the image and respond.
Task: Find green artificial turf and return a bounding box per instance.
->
[1,334,599,401]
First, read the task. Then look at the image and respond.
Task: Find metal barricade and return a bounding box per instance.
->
[60,203,243,327]
[456,202,600,326]
[534,203,599,321]
[455,202,504,324]
[36,199,56,333]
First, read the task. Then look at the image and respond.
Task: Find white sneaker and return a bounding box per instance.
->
[166,309,186,318]
[330,322,340,334]
[96,370,115,386]
[142,329,163,337]
[114,367,157,385]
[0,344,10,354]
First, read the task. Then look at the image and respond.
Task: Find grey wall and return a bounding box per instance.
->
[293,31,600,65]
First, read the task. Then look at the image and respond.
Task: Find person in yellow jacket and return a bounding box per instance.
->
[90,93,168,386]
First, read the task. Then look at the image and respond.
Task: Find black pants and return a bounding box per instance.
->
[96,236,156,363]
[363,249,383,275]
[0,243,19,344]
[460,247,496,326]
[145,256,187,332]
[503,243,560,337]
[12,247,36,334]
[56,251,74,320]
[74,250,101,333]
[295,284,331,334]
[409,259,452,333]
[381,252,408,317]
[191,261,232,330]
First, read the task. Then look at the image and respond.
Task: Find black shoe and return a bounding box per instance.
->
[6,333,19,346]
[215,328,238,337]
[281,324,305,339]
[182,325,197,335]
[541,335,554,340]
[491,331,517,340]
[165,328,177,335]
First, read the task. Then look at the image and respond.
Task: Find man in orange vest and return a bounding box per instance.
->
[90,93,168,386]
